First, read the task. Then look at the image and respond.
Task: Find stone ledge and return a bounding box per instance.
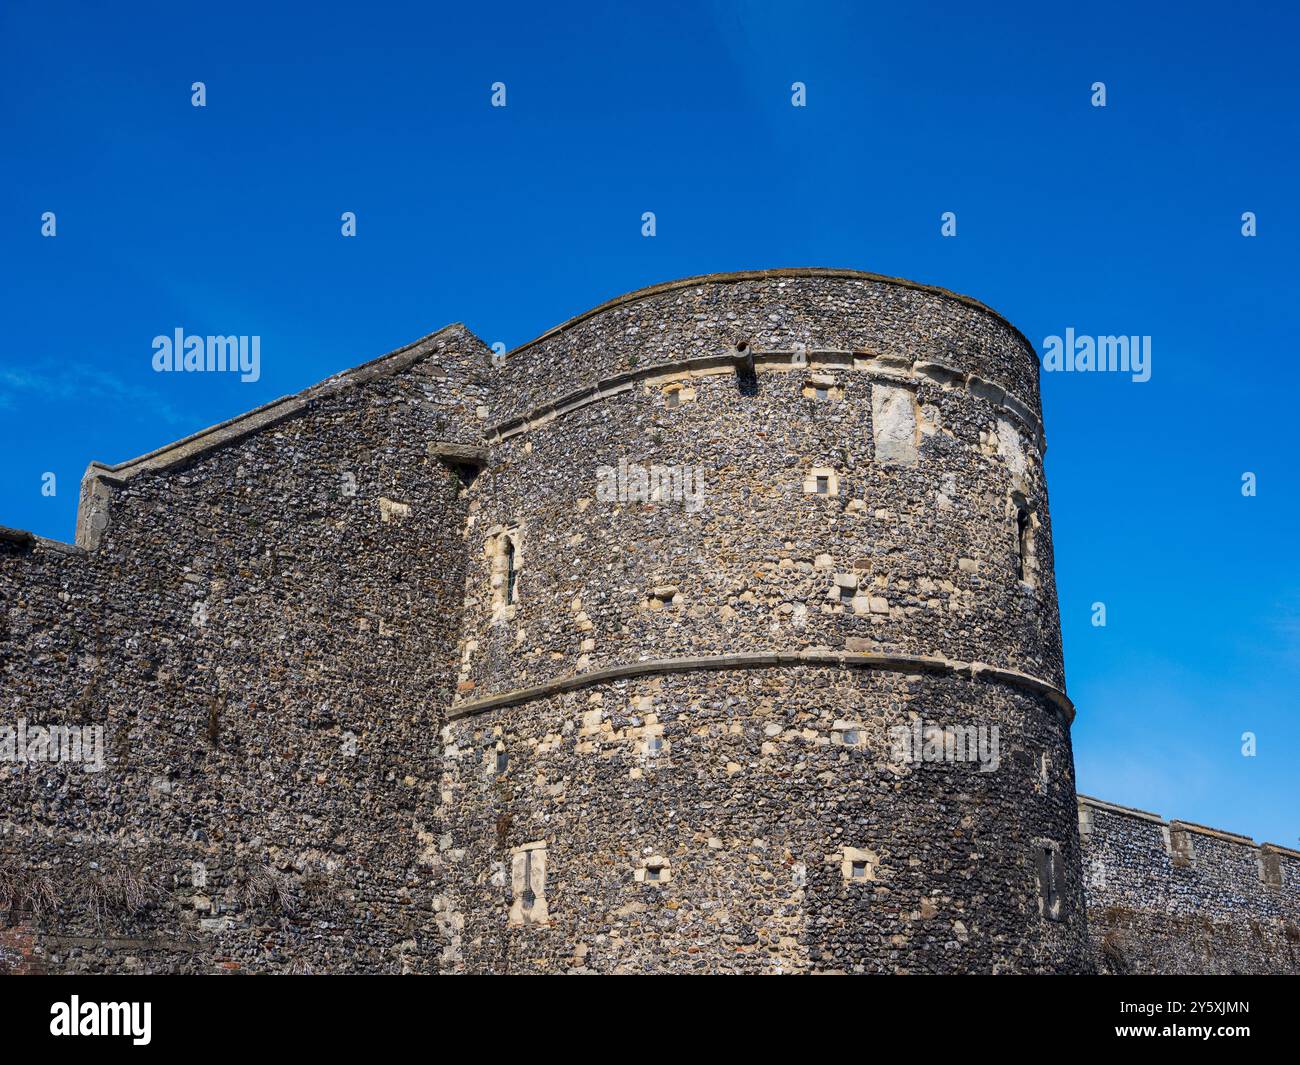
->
[487,349,1046,454]
[448,650,1073,723]
[429,441,489,466]
[1076,794,1165,823]
[0,527,86,557]
[1170,819,1255,847]
[0,525,35,547]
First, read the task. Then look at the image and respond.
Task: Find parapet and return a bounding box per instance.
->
[1078,795,1299,973]
[1077,793,1295,856]
[1078,793,1299,902]
[0,524,86,558]
[509,268,1038,358]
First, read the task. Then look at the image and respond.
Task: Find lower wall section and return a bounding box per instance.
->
[1079,796,1300,974]
[0,922,43,975]
[10,672,1296,973]
[0,834,443,975]
[437,664,1090,973]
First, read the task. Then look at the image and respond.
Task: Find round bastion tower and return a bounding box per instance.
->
[436,269,1088,974]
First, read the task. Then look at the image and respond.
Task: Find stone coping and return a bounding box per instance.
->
[1076,794,1166,823]
[505,268,1038,362]
[1169,819,1255,847]
[486,348,1046,453]
[65,323,477,550]
[0,526,86,556]
[1078,794,1295,855]
[429,442,489,466]
[83,322,470,487]
[449,650,1074,723]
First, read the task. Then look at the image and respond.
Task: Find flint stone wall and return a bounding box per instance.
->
[1080,796,1300,974]
[440,667,1087,973]
[1,270,1292,975]
[0,326,489,973]
[457,354,1061,704]
[444,270,1086,972]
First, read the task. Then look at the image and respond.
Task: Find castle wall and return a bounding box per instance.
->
[3,270,1293,975]
[0,325,489,973]
[442,272,1088,972]
[458,363,1062,700]
[440,668,1087,973]
[488,270,1043,430]
[1079,796,1300,974]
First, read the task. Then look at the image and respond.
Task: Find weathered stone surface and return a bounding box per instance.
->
[439,270,1087,974]
[1,270,1291,975]
[1,324,489,974]
[870,384,919,466]
[1079,796,1300,974]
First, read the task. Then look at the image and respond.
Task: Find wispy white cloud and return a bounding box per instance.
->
[0,363,188,427]
[1268,593,1300,669]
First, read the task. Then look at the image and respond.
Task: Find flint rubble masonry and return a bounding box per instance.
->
[2,271,1291,975]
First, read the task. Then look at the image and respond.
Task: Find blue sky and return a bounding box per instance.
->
[2,1,1297,843]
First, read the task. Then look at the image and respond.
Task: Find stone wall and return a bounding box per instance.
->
[459,272,1062,702]
[1079,795,1300,974]
[440,667,1087,973]
[2,269,1294,974]
[1,324,490,973]
[487,270,1044,429]
[441,270,1088,972]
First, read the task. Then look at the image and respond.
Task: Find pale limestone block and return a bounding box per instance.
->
[508,841,548,927]
[378,497,411,523]
[996,417,1028,478]
[871,383,919,465]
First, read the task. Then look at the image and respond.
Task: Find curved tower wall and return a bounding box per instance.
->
[439,271,1089,973]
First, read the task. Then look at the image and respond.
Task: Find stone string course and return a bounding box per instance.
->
[0,269,1294,973]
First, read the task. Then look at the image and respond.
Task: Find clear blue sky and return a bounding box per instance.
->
[2,1,1296,844]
